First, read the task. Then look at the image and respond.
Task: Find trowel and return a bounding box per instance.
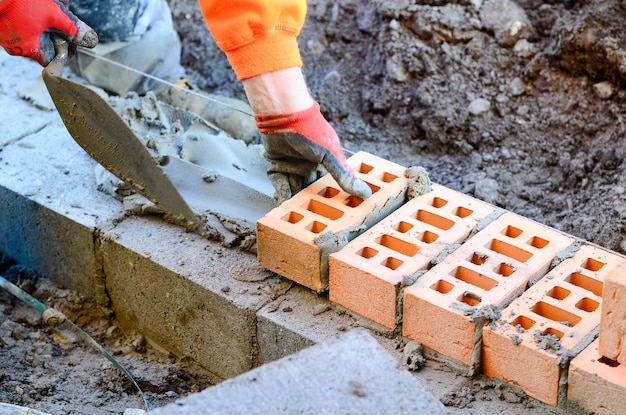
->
[42,38,203,232]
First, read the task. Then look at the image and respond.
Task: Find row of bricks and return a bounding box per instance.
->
[256,151,626,412]
[482,243,625,407]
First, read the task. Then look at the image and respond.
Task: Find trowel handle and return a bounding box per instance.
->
[43,35,72,77]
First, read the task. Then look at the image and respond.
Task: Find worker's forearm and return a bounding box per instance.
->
[242,67,313,114]
[197,0,306,80]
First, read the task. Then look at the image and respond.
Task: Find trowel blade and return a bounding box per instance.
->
[42,65,200,231]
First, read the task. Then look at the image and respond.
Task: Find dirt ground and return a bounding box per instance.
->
[2,0,626,414]
[173,0,626,254]
[0,259,214,414]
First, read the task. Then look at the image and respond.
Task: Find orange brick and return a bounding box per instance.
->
[568,339,626,415]
[256,152,408,292]
[328,184,496,328]
[402,212,575,366]
[599,260,626,365]
[482,244,624,406]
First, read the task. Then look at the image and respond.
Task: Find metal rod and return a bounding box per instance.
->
[0,274,150,411]
[77,47,254,117]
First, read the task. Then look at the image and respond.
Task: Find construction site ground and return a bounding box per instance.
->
[2,0,626,414]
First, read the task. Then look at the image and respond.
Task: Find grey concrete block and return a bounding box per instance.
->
[256,284,359,365]
[0,64,125,304]
[0,185,107,304]
[100,216,291,380]
[150,328,447,415]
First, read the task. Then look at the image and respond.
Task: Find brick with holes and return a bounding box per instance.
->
[256,152,408,292]
[568,339,626,414]
[402,212,576,367]
[328,184,497,329]
[599,260,626,365]
[482,244,624,406]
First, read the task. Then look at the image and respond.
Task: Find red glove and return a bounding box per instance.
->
[0,0,97,66]
[256,102,372,203]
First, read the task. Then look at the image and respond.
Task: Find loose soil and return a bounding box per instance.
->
[2,0,626,414]
[0,255,214,414]
[173,0,626,253]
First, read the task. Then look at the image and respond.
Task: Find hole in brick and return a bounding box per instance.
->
[565,272,603,297]
[376,234,419,257]
[394,221,413,233]
[345,196,363,208]
[282,211,303,224]
[470,252,489,265]
[379,171,399,183]
[546,286,570,301]
[542,327,564,340]
[415,210,455,230]
[431,279,454,294]
[318,187,340,198]
[503,225,523,238]
[530,301,582,327]
[431,197,448,208]
[420,231,439,243]
[454,206,473,218]
[365,181,380,194]
[304,199,344,220]
[575,297,600,313]
[528,236,549,249]
[495,262,515,277]
[451,266,497,291]
[305,221,327,234]
[358,163,374,174]
[488,239,533,262]
[357,246,378,259]
[382,257,403,270]
[582,257,604,272]
[598,356,620,368]
[510,315,536,330]
[459,292,481,306]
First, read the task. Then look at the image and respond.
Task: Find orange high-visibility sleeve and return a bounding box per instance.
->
[198,0,306,80]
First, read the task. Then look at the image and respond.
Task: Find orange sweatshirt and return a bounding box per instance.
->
[197,0,306,80]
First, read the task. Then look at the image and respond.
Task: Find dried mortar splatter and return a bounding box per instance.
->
[42,308,67,326]
[406,166,432,200]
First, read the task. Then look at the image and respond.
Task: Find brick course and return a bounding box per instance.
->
[402,212,575,366]
[329,184,496,328]
[482,244,624,406]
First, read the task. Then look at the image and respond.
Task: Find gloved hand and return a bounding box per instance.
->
[0,0,97,66]
[256,101,373,203]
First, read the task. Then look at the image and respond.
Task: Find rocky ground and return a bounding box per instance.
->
[2,0,626,414]
[173,0,626,253]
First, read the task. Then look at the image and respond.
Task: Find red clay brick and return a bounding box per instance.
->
[599,260,626,365]
[328,184,496,328]
[568,339,626,415]
[482,244,624,406]
[402,212,575,366]
[256,152,408,292]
